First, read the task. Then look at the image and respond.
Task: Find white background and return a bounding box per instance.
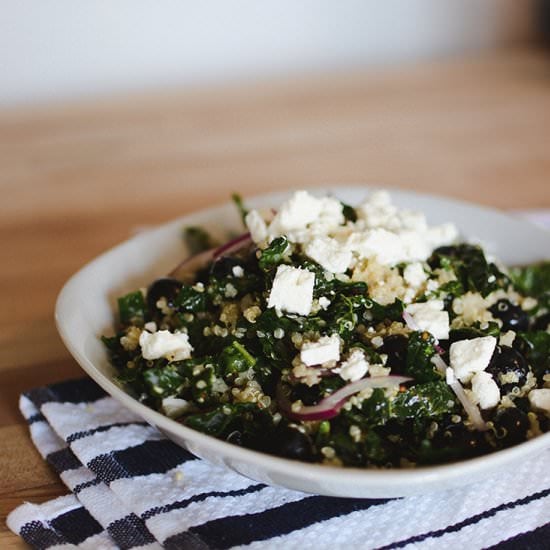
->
[0,0,534,107]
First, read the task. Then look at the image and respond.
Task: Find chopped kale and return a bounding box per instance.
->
[101,334,121,354]
[252,309,298,366]
[516,331,550,378]
[449,322,501,342]
[341,202,358,223]
[143,365,184,398]
[258,236,290,271]
[208,272,263,302]
[425,280,464,302]
[220,341,256,377]
[354,388,390,427]
[185,407,231,436]
[185,403,276,449]
[405,331,441,383]
[365,298,404,323]
[118,290,146,326]
[231,193,249,227]
[391,382,455,419]
[510,261,550,298]
[429,244,508,297]
[175,284,208,312]
[183,226,215,255]
[325,294,360,339]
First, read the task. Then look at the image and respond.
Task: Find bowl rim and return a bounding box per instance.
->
[54,185,550,494]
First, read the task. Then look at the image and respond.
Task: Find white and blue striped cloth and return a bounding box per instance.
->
[7,377,550,549]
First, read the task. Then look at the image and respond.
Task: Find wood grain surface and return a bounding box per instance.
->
[1,47,549,547]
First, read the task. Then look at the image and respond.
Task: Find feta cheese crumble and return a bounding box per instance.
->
[348,228,434,266]
[245,210,267,243]
[498,330,516,347]
[162,397,192,418]
[403,262,428,288]
[143,321,157,333]
[357,190,403,230]
[471,371,500,409]
[528,389,550,414]
[264,191,344,244]
[232,265,244,277]
[304,236,352,274]
[449,336,497,382]
[339,349,369,381]
[300,334,341,366]
[405,300,450,340]
[267,264,315,316]
[139,330,193,361]
[245,190,458,270]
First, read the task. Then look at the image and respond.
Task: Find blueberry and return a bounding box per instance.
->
[430,416,487,457]
[489,299,529,332]
[272,426,314,462]
[226,430,243,446]
[486,346,529,393]
[210,256,243,278]
[493,407,530,447]
[291,383,322,406]
[538,413,550,433]
[377,418,416,447]
[146,277,182,313]
[533,312,550,332]
[379,335,408,373]
[449,329,482,344]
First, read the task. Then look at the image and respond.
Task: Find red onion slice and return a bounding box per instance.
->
[169,247,217,282]
[431,355,488,431]
[434,342,446,355]
[169,232,252,282]
[213,232,252,260]
[278,375,411,421]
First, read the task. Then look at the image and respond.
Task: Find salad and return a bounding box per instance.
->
[103,191,550,468]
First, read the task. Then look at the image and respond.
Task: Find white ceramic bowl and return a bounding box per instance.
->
[55,186,550,498]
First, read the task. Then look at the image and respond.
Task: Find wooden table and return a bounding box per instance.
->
[1,47,549,547]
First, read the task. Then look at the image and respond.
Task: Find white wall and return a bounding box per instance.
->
[0,0,534,107]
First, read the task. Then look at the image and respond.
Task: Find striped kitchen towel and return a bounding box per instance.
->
[7,377,550,550]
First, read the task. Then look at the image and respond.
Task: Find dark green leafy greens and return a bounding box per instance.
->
[392,382,455,419]
[183,226,216,255]
[429,244,508,297]
[175,285,208,312]
[117,290,146,326]
[510,261,550,298]
[405,332,441,383]
[258,237,290,271]
[231,193,248,226]
[341,201,358,223]
[516,332,550,378]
